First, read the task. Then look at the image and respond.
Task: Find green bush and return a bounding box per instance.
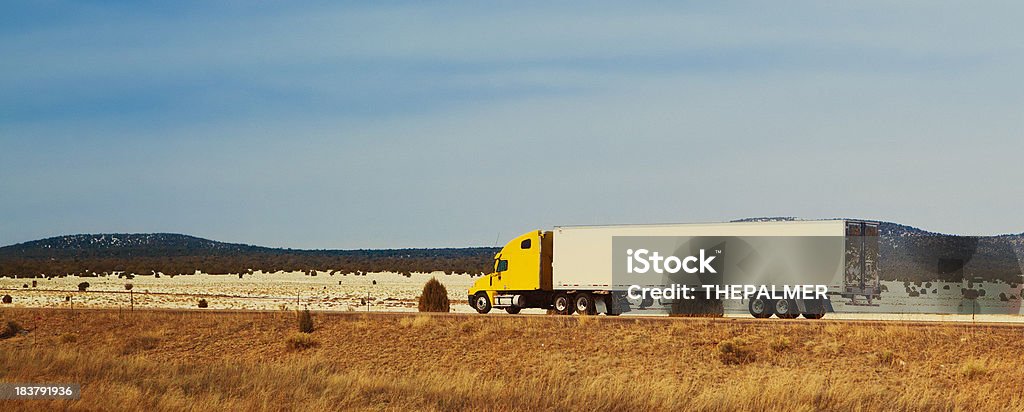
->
[297,308,314,333]
[418,277,450,313]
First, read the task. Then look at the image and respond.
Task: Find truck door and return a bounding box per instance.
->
[844,221,881,303]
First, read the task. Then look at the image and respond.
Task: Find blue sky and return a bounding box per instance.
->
[1,1,1022,248]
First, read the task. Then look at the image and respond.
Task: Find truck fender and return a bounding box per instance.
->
[595,298,608,315]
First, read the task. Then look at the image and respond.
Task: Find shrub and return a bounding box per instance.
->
[198,299,209,308]
[769,336,792,352]
[77,282,90,292]
[418,277,450,312]
[286,333,319,351]
[717,337,756,365]
[1,294,11,304]
[399,315,432,329]
[120,332,161,354]
[125,283,133,291]
[871,350,905,367]
[1,321,24,339]
[960,359,990,380]
[297,309,314,333]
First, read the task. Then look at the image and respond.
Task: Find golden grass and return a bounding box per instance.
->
[1,308,1023,411]
[285,333,319,351]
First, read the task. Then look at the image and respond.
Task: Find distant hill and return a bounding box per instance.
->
[1,219,1022,282]
[0,233,498,278]
[0,233,269,259]
[731,217,1024,283]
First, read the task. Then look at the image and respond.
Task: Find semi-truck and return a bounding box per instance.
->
[468,220,880,318]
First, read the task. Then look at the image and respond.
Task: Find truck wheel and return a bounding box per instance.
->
[774,299,798,319]
[505,306,521,315]
[553,293,574,315]
[575,293,596,316]
[748,297,772,318]
[802,312,825,319]
[474,293,491,314]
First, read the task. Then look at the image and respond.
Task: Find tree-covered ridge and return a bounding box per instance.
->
[0,234,498,278]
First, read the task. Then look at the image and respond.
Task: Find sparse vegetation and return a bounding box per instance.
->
[417,277,450,312]
[297,308,314,333]
[120,331,162,354]
[959,359,991,380]
[716,337,757,365]
[1,309,1023,410]
[77,281,90,291]
[0,320,23,339]
[398,315,432,329]
[768,336,792,352]
[1,294,11,304]
[197,299,208,308]
[871,350,903,367]
[286,332,318,350]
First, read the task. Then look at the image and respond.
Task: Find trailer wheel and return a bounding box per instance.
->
[774,299,799,319]
[505,306,521,315]
[574,293,596,316]
[553,293,574,315]
[802,312,825,319]
[474,293,491,314]
[749,298,772,318]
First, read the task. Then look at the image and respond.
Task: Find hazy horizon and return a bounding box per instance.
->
[3,2,1022,249]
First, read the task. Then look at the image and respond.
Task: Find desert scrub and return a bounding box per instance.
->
[120,331,162,354]
[418,277,450,312]
[198,299,209,308]
[769,336,792,352]
[297,308,314,333]
[717,337,756,365]
[1,321,24,339]
[399,315,432,329]
[286,333,319,351]
[960,359,991,380]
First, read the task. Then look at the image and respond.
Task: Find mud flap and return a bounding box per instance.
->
[798,298,835,314]
[595,298,608,314]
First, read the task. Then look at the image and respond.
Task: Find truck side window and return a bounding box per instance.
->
[521,239,531,249]
[497,260,508,272]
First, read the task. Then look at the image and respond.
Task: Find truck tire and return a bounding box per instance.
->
[505,306,521,315]
[802,312,825,319]
[574,293,596,316]
[774,299,799,319]
[749,298,772,318]
[474,293,491,314]
[553,293,574,315]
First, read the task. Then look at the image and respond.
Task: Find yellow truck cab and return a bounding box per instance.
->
[468,230,554,314]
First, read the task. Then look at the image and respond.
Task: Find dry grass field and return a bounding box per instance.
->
[2,308,1023,411]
